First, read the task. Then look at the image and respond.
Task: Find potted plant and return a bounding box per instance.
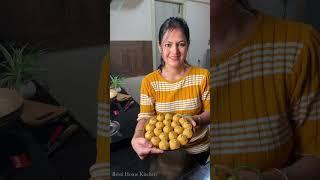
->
[110,74,124,93]
[0,43,45,98]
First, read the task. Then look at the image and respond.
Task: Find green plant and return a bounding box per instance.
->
[110,74,124,89]
[0,43,46,89]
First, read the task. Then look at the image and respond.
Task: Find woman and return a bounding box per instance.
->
[131,17,210,178]
[212,0,320,179]
[89,55,109,180]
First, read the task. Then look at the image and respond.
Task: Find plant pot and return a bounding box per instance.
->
[18,81,37,99]
[114,87,121,93]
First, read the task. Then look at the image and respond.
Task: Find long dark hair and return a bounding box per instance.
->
[157,17,190,71]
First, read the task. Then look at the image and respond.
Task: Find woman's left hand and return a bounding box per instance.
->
[184,116,197,127]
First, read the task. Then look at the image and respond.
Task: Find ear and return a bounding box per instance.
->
[157,41,162,53]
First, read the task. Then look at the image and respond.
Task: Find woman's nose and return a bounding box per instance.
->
[171,44,180,54]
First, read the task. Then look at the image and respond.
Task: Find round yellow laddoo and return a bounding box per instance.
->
[145,124,156,132]
[163,119,172,126]
[179,117,188,125]
[148,117,157,125]
[172,114,181,122]
[165,113,173,120]
[168,131,178,140]
[163,125,173,134]
[145,131,154,140]
[155,121,165,129]
[177,134,188,145]
[169,139,181,150]
[182,122,193,130]
[150,136,161,147]
[174,126,184,134]
[158,140,169,150]
[171,121,180,128]
[158,132,169,141]
[153,127,163,136]
[156,114,165,121]
[182,129,193,139]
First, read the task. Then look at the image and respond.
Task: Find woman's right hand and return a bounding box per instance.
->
[131,136,163,160]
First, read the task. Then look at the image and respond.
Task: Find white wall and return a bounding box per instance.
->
[36,46,106,138]
[184,0,210,67]
[110,0,153,41]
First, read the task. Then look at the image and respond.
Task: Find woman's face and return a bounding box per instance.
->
[158,28,188,69]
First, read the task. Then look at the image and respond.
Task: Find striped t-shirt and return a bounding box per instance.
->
[138,66,210,154]
[138,66,210,119]
[211,11,320,176]
[89,56,109,179]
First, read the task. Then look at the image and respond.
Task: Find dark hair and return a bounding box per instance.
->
[157,17,190,71]
[237,0,255,14]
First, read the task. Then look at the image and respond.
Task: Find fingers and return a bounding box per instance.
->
[136,138,152,148]
[190,119,197,127]
[150,147,164,154]
[185,116,197,127]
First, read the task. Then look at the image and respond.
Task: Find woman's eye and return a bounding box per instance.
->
[164,44,171,48]
[179,43,186,47]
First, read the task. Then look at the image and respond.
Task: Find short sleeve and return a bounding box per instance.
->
[137,76,156,121]
[201,69,210,112]
[290,27,320,156]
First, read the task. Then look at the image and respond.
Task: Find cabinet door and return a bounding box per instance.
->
[0,0,108,50]
[110,41,153,77]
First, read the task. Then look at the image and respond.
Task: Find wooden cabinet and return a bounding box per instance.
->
[0,0,108,50]
[110,41,153,77]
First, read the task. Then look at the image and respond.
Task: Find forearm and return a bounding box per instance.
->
[192,111,210,126]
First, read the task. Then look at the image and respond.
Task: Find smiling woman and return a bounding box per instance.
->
[131,17,210,179]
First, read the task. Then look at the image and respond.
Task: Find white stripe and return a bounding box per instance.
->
[97,123,108,131]
[213,55,296,78]
[211,114,285,129]
[213,60,294,83]
[213,49,298,75]
[91,169,110,177]
[232,42,303,59]
[140,94,154,106]
[98,103,109,109]
[98,116,109,123]
[293,93,320,123]
[211,118,288,135]
[98,110,109,116]
[90,163,110,177]
[212,43,303,73]
[137,113,154,121]
[138,112,154,117]
[90,163,109,171]
[211,126,291,149]
[212,132,291,155]
[202,91,210,101]
[212,68,291,87]
[155,98,201,112]
[211,120,291,142]
[151,75,204,92]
